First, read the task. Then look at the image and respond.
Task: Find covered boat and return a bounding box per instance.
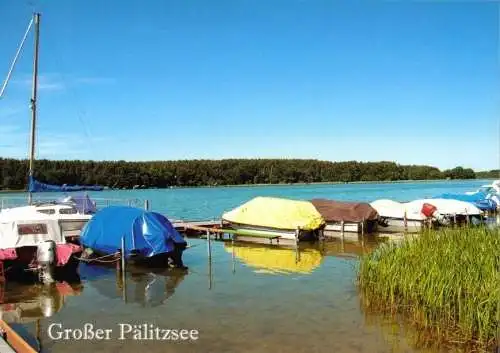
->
[370,199,434,232]
[80,206,187,268]
[405,198,481,216]
[433,192,497,212]
[371,198,483,232]
[221,197,325,242]
[310,199,378,233]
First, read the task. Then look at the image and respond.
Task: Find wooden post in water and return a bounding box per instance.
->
[208,256,213,290]
[340,220,345,241]
[361,218,365,236]
[206,230,212,260]
[144,199,150,211]
[294,227,300,263]
[120,236,127,302]
[231,235,236,274]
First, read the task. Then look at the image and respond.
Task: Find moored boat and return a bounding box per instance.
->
[221,196,325,242]
[0,194,95,240]
[405,198,483,225]
[80,206,188,269]
[371,198,484,233]
[310,199,379,233]
[433,192,497,213]
[370,199,428,232]
[0,208,82,281]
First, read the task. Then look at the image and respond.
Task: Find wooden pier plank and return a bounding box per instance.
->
[0,321,36,353]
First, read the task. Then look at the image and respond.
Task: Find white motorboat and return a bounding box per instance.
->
[0,13,83,281]
[370,199,428,232]
[371,198,483,233]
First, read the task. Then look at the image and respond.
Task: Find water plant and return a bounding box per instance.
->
[358,226,499,351]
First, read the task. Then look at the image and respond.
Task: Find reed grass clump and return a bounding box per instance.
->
[358,227,499,350]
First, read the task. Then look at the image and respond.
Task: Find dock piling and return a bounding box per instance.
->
[206,230,212,260]
[120,236,127,302]
[294,227,300,263]
[144,199,150,211]
[232,235,236,274]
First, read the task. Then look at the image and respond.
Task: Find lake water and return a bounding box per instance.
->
[0,180,496,353]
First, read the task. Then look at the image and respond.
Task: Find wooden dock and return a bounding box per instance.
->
[0,320,36,353]
[173,220,222,232]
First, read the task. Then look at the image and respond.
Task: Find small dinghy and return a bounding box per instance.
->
[80,206,188,269]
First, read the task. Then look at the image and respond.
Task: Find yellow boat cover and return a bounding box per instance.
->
[222,196,325,231]
[224,243,322,274]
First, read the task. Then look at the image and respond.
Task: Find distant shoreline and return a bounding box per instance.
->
[0,178,495,193]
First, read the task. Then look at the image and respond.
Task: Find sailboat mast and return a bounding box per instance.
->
[28,13,40,205]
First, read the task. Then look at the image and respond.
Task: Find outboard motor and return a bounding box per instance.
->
[36,240,56,284]
[421,203,448,225]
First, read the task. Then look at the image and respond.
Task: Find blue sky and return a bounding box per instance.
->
[0,0,498,170]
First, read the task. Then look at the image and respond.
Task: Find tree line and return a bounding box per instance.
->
[0,158,490,190]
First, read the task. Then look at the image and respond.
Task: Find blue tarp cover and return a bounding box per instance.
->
[80,206,186,258]
[434,192,497,211]
[29,176,104,192]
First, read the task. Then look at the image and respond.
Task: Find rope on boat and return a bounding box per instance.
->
[73,252,120,264]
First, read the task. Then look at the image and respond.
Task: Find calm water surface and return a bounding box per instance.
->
[0,180,495,352]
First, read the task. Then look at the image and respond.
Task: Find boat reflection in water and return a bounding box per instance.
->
[224,242,323,275]
[78,262,187,307]
[0,281,83,324]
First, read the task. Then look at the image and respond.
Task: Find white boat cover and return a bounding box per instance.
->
[0,208,65,249]
[405,198,481,216]
[370,199,426,220]
[371,198,482,220]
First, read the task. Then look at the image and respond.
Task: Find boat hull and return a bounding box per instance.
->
[223,222,321,242]
[1,245,82,282]
[377,218,426,233]
[81,242,188,269]
[323,220,378,233]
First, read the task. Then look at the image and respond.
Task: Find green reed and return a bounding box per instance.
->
[358,226,499,350]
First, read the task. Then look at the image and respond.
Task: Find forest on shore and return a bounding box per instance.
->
[0,158,497,190]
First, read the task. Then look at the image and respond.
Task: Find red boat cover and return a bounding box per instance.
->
[311,199,378,222]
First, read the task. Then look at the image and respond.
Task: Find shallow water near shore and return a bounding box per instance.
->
[1,180,497,352]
